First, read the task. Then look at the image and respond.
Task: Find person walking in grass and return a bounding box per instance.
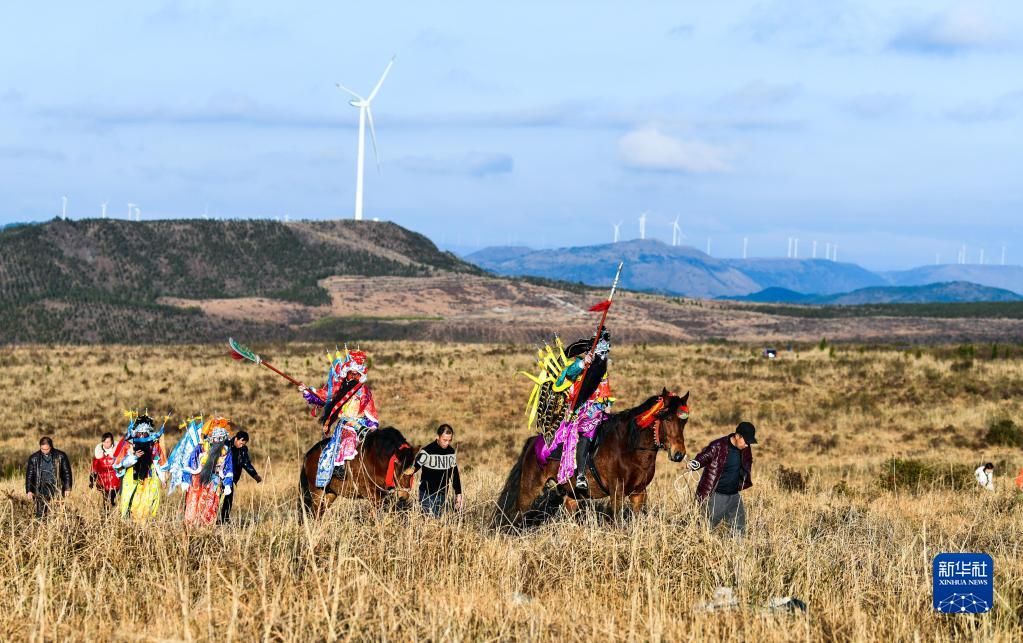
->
[89,432,121,507]
[25,436,73,519]
[688,422,757,535]
[974,462,995,491]
[414,424,464,517]
[219,430,262,524]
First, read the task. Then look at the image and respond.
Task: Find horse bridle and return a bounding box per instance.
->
[645,396,690,452]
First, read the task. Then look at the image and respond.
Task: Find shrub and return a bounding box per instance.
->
[776,466,807,492]
[984,418,1023,447]
[878,458,973,493]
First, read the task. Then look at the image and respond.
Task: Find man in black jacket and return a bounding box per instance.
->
[25,436,73,518]
[413,424,463,517]
[219,430,262,524]
[688,422,756,535]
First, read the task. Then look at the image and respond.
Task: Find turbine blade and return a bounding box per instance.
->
[366,57,395,103]
[365,106,380,170]
[335,83,363,101]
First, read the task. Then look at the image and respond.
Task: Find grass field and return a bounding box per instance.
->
[1,341,1022,641]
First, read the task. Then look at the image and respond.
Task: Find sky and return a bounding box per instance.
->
[1,1,1021,270]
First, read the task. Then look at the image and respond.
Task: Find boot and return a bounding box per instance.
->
[333,464,346,481]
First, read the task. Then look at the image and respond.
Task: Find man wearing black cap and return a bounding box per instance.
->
[687,422,757,534]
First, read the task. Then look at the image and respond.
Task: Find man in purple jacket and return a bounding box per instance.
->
[687,422,756,535]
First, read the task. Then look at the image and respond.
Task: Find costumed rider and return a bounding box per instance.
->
[300,348,380,487]
[181,418,234,526]
[557,329,614,491]
[112,412,169,521]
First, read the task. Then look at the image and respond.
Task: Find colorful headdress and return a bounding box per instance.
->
[123,409,168,443]
[202,417,232,441]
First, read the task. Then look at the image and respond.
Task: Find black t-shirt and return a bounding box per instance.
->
[414,442,462,496]
[715,444,743,495]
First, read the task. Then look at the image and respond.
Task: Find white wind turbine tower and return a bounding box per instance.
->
[134,206,141,222]
[336,56,395,221]
[613,221,622,243]
[638,212,647,240]
[671,216,682,246]
[61,195,67,218]
[979,248,985,265]
[825,242,831,260]
[101,202,107,219]
[127,203,135,221]
[793,238,799,259]
[706,237,712,256]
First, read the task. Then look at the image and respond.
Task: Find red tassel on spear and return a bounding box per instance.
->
[575,261,624,398]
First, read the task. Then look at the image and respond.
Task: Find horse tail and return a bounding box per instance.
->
[299,440,325,518]
[491,436,534,530]
[299,463,313,516]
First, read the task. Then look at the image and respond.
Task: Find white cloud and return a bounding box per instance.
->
[618,126,731,174]
[889,4,1004,54]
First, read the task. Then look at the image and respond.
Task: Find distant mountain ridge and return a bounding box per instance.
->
[467,240,1023,300]
[727,281,1023,305]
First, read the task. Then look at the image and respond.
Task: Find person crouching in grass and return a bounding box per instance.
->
[414,424,464,517]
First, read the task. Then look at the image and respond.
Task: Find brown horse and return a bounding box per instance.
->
[493,389,690,528]
[299,426,417,519]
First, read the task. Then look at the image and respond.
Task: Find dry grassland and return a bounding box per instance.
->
[1,341,1022,641]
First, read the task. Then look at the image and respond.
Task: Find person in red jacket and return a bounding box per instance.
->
[688,422,756,535]
[89,432,121,506]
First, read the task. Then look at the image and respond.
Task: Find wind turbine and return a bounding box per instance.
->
[61,195,67,218]
[613,221,622,243]
[127,203,135,220]
[638,212,647,240]
[812,240,817,259]
[742,237,748,259]
[793,238,799,259]
[336,56,395,221]
[101,202,107,219]
[134,206,141,222]
[671,216,682,247]
[825,242,831,260]
[979,248,985,265]
[706,237,712,256]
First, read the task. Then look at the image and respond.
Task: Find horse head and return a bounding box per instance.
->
[656,388,690,463]
[390,442,417,511]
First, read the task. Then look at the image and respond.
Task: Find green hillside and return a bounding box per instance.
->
[0,218,479,343]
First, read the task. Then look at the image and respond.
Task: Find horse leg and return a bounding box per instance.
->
[628,491,648,518]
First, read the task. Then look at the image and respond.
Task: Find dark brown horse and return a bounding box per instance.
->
[299,427,417,519]
[493,389,690,528]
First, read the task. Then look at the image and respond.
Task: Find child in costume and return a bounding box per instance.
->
[181,418,234,526]
[112,412,169,521]
[301,348,379,488]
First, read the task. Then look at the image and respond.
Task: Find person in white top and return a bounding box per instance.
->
[974,462,995,491]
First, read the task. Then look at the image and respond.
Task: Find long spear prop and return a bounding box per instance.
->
[227,337,325,404]
[574,261,624,403]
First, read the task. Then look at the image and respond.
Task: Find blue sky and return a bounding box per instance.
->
[1,1,1021,269]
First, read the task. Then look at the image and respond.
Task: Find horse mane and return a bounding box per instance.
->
[597,394,664,451]
[363,426,410,459]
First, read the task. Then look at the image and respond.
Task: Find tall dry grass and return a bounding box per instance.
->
[1,341,1022,641]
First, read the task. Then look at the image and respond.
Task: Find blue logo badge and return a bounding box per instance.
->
[933,553,993,613]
